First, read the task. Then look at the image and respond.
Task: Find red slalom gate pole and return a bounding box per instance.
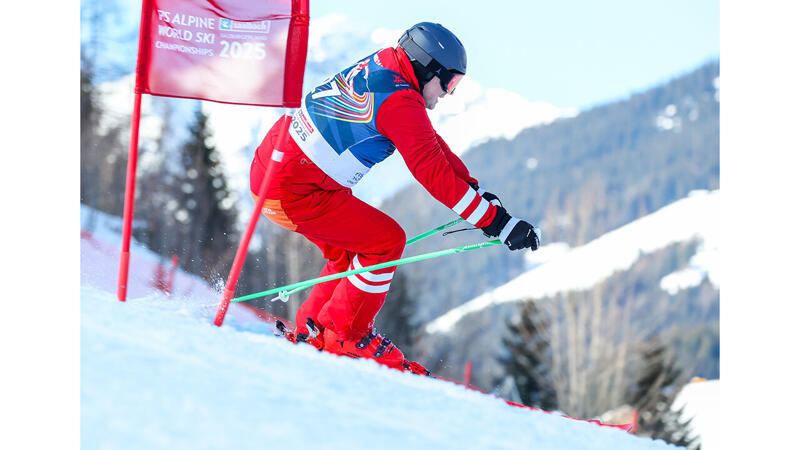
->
[463,361,473,386]
[214,114,290,326]
[166,255,179,294]
[117,92,143,302]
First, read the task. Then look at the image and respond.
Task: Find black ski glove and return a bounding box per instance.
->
[481,207,540,251]
[469,182,502,207]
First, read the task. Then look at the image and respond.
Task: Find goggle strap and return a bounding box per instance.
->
[399,33,433,66]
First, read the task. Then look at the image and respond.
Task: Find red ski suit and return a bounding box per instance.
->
[250,47,498,340]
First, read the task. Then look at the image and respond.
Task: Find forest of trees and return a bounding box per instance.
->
[391,66,720,431]
[491,245,712,447]
[498,300,699,447]
[80,56,324,323]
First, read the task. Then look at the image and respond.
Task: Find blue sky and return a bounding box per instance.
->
[311,0,719,110]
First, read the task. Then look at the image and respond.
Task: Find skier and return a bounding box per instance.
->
[250,22,540,371]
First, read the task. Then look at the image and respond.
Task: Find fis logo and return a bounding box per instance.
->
[219,18,270,33]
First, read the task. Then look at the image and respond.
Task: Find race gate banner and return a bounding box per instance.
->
[135,0,309,107]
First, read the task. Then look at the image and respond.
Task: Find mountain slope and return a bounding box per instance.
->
[416,190,719,391]
[382,61,719,321]
[426,190,718,335]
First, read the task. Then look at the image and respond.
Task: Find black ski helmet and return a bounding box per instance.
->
[398,22,467,93]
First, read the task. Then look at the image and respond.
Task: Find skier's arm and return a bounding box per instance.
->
[435,129,502,207]
[376,90,496,228]
[435,134,478,186]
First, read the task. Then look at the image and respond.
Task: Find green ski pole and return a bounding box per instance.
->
[231,239,501,303]
[405,218,465,245]
[236,218,468,302]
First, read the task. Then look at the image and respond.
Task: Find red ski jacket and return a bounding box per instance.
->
[257,46,498,228]
[374,47,497,228]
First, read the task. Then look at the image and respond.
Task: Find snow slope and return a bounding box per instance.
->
[426,189,719,334]
[80,205,265,328]
[673,379,720,450]
[80,209,678,449]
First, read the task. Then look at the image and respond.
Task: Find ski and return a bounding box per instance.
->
[401,359,432,376]
[273,319,297,343]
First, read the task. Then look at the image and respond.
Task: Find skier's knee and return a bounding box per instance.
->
[386,222,406,256]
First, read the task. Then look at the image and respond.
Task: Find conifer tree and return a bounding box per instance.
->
[80,62,100,218]
[173,107,239,279]
[627,337,699,449]
[80,55,128,221]
[497,300,557,410]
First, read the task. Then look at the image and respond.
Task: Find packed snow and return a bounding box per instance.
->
[672,379,720,450]
[659,241,718,295]
[426,189,719,334]
[80,206,263,326]
[80,208,680,449]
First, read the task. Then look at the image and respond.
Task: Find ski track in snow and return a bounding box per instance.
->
[80,210,678,449]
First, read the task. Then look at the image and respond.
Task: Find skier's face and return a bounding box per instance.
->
[422,75,447,110]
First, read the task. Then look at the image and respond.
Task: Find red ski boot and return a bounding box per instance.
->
[323,328,405,369]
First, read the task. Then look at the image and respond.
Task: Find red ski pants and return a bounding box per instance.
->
[250,118,406,340]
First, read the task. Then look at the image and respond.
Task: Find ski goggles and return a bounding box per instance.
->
[427,59,464,94]
[439,70,464,95]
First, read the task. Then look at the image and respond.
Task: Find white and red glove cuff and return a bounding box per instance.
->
[498,217,521,244]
